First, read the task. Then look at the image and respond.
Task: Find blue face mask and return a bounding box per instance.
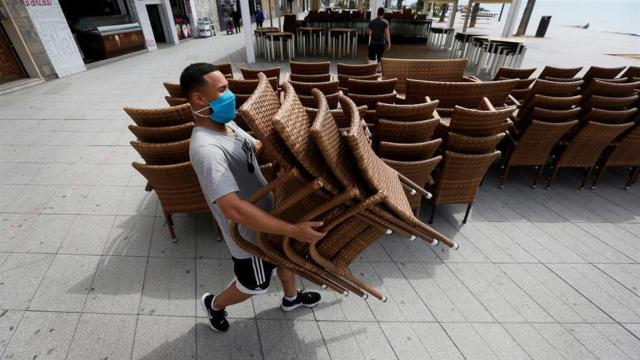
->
[194,90,236,124]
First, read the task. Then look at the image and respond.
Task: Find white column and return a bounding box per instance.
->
[370,0,385,20]
[501,0,523,37]
[448,0,458,29]
[239,0,256,63]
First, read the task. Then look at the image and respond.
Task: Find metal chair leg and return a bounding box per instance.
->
[545,165,560,190]
[428,202,436,224]
[532,165,545,189]
[499,165,511,189]
[463,203,472,224]
[591,165,607,189]
[580,166,593,190]
[164,212,177,243]
[625,166,639,189]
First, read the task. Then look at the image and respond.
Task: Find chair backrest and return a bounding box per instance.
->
[123,103,194,127]
[346,78,397,95]
[605,126,640,166]
[526,79,583,102]
[494,67,536,80]
[337,63,378,76]
[288,80,339,96]
[581,108,638,124]
[557,121,635,167]
[240,67,281,81]
[582,79,640,99]
[450,102,516,136]
[305,105,368,128]
[237,73,294,167]
[376,118,439,143]
[348,92,397,108]
[619,66,640,81]
[289,73,332,82]
[508,120,579,167]
[378,139,442,161]
[381,58,468,95]
[298,92,340,109]
[213,63,234,78]
[128,123,194,143]
[405,79,517,108]
[132,161,209,213]
[538,66,582,79]
[228,77,279,94]
[432,151,500,204]
[446,132,506,154]
[582,66,626,85]
[508,78,536,90]
[290,61,331,75]
[163,82,184,97]
[376,100,439,122]
[516,94,582,128]
[130,139,191,165]
[585,94,639,111]
[531,106,582,123]
[383,156,442,189]
[165,96,189,106]
[338,73,381,90]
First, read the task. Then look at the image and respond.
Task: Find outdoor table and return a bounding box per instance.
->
[476,37,527,76]
[254,27,279,56]
[450,31,487,59]
[265,32,295,62]
[297,27,325,57]
[328,28,357,59]
[428,27,454,49]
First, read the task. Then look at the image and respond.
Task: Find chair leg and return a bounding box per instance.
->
[591,165,607,189]
[463,203,472,224]
[580,166,593,191]
[545,164,560,190]
[626,166,639,189]
[144,181,153,192]
[428,202,436,224]
[499,164,511,189]
[532,165,544,189]
[164,212,177,243]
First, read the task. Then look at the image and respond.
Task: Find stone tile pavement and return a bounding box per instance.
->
[1,32,640,360]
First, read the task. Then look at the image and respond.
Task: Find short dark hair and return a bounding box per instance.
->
[180,62,217,97]
[377,7,385,16]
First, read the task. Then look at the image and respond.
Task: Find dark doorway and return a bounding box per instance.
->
[0,24,25,84]
[147,4,167,43]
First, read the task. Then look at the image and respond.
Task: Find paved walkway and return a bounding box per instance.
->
[1,32,640,360]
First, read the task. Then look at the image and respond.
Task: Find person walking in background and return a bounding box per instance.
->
[255,5,265,28]
[368,7,391,68]
[231,7,242,33]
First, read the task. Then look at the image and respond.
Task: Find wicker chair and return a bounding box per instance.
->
[289,73,332,82]
[380,58,470,96]
[311,91,458,248]
[446,99,516,136]
[165,96,189,106]
[376,100,439,122]
[132,161,209,241]
[404,79,517,115]
[240,67,281,81]
[288,80,339,96]
[514,94,582,132]
[337,63,378,77]
[383,156,442,215]
[584,94,640,111]
[500,120,578,188]
[494,67,536,80]
[517,79,583,110]
[338,73,381,92]
[213,63,234,78]
[546,121,635,189]
[163,82,184,97]
[375,118,439,144]
[429,151,501,223]
[592,126,640,188]
[123,103,194,127]
[582,66,626,86]
[580,108,638,125]
[619,66,640,81]
[538,66,582,80]
[582,79,640,100]
[130,139,190,165]
[228,77,279,95]
[128,123,194,143]
[348,92,397,122]
[378,139,442,161]
[289,61,331,75]
[346,78,397,95]
[506,78,536,102]
[446,132,506,154]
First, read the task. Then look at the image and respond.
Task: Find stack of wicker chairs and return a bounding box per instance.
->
[229,73,459,300]
[124,103,214,242]
[240,66,281,83]
[289,79,341,109]
[288,60,332,82]
[346,77,398,124]
[373,100,443,216]
[493,67,537,103]
[429,98,515,223]
[336,63,380,93]
[538,66,583,81]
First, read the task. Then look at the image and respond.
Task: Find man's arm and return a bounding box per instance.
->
[217,192,326,243]
[384,27,391,50]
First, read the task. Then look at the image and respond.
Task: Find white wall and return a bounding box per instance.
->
[132,0,180,51]
[23,0,86,77]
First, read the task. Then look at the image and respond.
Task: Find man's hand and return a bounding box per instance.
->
[386,43,391,50]
[289,221,326,244]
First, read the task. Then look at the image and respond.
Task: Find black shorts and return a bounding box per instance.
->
[368,43,385,61]
[232,256,277,295]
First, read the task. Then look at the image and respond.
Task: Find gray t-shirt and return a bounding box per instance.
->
[369,17,389,45]
[189,122,274,259]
